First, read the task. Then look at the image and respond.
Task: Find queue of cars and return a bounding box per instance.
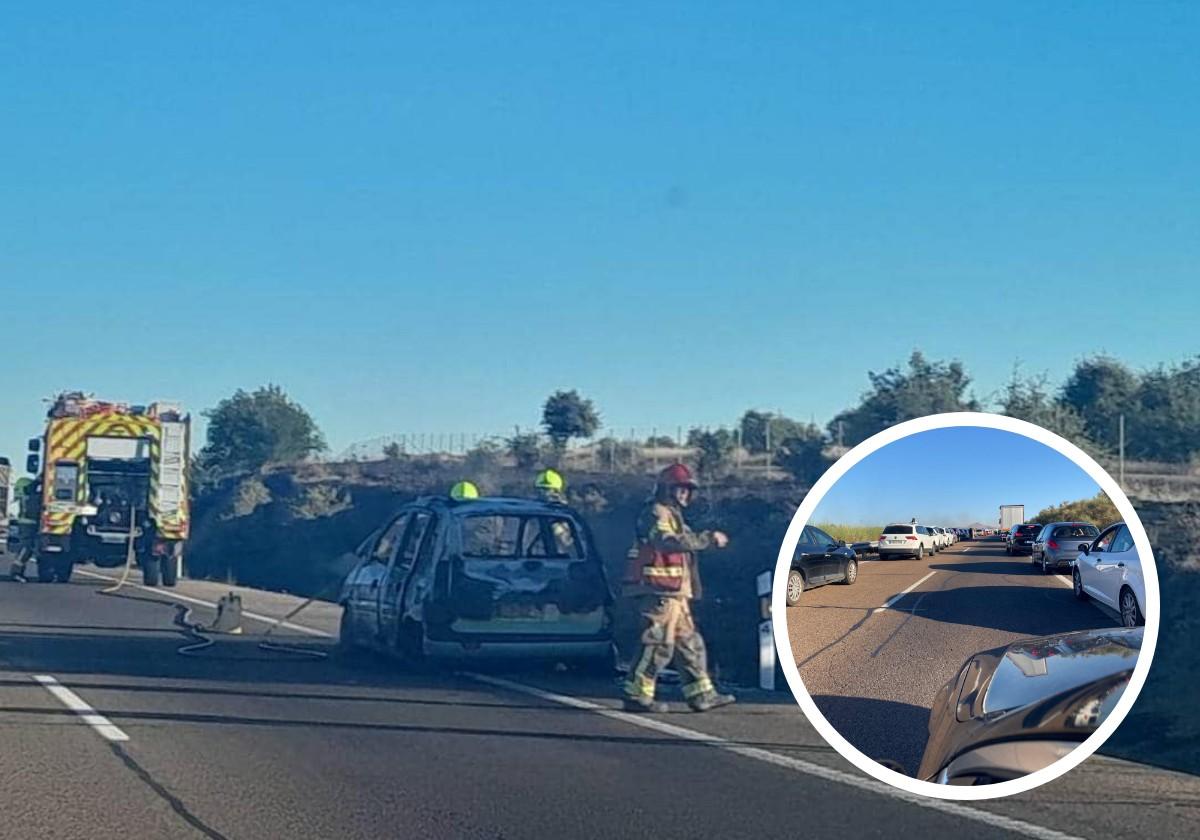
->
[876,522,964,560]
[1002,519,1146,629]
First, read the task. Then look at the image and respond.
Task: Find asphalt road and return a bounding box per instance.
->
[785,536,1128,776]
[2,559,1198,840]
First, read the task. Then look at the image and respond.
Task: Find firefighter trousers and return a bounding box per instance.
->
[623,595,714,702]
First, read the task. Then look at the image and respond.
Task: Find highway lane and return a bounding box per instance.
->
[785,537,1128,776]
[1,564,1197,839]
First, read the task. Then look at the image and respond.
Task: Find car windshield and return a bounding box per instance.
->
[883,525,914,534]
[461,514,584,559]
[1052,524,1100,539]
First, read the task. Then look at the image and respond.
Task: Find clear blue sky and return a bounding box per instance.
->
[811,427,1103,526]
[1,3,1197,461]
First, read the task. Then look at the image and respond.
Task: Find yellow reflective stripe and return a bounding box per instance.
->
[681,676,714,698]
[643,567,685,577]
[623,674,656,699]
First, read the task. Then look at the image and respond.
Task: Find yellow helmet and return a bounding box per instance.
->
[449,480,480,501]
[534,468,565,493]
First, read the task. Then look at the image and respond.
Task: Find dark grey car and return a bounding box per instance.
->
[1031,521,1101,574]
[916,627,1140,784]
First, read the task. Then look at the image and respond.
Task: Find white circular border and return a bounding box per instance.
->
[771,411,1160,801]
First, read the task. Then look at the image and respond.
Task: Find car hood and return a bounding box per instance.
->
[918,627,1141,782]
[982,627,1141,714]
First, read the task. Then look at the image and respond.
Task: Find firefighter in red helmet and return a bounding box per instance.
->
[621,463,734,712]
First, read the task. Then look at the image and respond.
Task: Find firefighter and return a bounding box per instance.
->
[534,468,566,504]
[534,469,574,554]
[8,478,42,582]
[622,463,734,713]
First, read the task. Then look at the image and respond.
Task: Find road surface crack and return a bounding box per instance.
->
[108,743,229,840]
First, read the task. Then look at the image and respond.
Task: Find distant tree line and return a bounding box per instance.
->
[194,351,1200,489]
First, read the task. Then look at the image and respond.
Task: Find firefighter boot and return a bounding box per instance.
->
[688,691,736,712]
[622,697,669,714]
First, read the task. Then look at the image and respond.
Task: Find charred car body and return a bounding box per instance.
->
[339,495,614,665]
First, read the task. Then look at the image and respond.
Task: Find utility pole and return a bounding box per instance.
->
[1118,413,1126,488]
[765,417,772,481]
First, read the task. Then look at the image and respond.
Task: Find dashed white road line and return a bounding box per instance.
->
[873,570,938,614]
[75,569,334,638]
[33,675,129,742]
[1054,574,1072,588]
[467,672,1087,840]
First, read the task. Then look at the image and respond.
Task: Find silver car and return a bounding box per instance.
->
[1031,521,1100,574]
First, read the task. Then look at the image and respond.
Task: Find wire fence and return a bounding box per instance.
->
[331,426,803,478]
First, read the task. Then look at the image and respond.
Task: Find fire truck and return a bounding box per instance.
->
[26,392,190,585]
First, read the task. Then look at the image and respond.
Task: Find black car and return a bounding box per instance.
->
[1005,523,1041,555]
[338,495,614,667]
[916,627,1140,784]
[785,524,858,606]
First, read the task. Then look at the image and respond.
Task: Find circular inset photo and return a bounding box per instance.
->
[771,412,1158,800]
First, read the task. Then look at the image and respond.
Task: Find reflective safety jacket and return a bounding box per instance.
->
[625,500,712,598]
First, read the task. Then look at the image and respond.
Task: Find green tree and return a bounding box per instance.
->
[541,390,601,452]
[200,385,326,473]
[1129,359,1200,462]
[999,370,1099,453]
[829,351,979,445]
[776,424,832,485]
[687,427,736,476]
[739,410,807,454]
[506,432,544,469]
[382,441,403,460]
[1060,356,1139,449]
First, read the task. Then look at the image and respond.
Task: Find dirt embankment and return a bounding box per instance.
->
[187,462,1198,773]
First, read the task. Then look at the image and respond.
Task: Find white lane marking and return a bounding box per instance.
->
[33,675,130,742]
[467,672,1087,840]
[75,569,334,638]
[1054,574,1072,588]
[873,571,938,614]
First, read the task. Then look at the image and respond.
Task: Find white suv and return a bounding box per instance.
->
[878,523,937,560]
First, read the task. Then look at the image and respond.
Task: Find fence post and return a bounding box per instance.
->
[1119,414,1126,488]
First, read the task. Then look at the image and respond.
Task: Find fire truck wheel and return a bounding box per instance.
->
[142,557,161,587]
[160,555,178,587]
[36,557,55,583]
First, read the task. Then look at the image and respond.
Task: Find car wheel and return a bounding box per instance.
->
[1119,588,1144,628]
[785,569,804,606]
[916,545,924,560]
[1041,557,1051,575]
[1072,568,1088,601]
[842,558,858,585]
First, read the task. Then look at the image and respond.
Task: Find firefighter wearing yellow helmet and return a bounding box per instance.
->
[449,481,480,501]
[534,468,566,504]
[534,469,575,554]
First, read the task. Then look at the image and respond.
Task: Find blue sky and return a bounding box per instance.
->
[1,3,1197,461]
[811,427,1103,526]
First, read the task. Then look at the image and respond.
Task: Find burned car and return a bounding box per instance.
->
[338,495,614,667]
[915,627,1140,785]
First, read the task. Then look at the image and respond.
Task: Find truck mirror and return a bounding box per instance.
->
[28,438,40,453]
[26,454,40,475]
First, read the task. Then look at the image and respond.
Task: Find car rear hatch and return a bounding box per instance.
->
[1048,525,1099,560]
[447,512,609,638]
[880,526,919,549]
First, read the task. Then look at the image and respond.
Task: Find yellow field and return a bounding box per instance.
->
[811,523,882,543]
